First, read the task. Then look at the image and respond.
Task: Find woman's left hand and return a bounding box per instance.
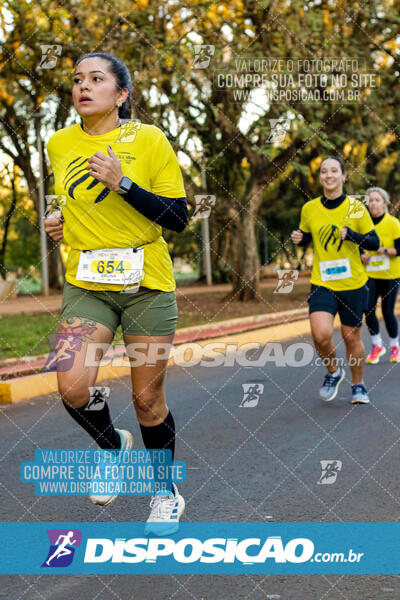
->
[377,246,385,255]
[86,145,123,192]
[361,253,371,265]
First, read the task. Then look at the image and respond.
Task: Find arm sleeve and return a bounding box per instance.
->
[345,227,380,250]
[122,184,188,233]
[394,238,400,255]
[120,129,188,233]
[297,230,312,247]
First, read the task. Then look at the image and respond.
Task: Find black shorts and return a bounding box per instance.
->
[308,283,369,328]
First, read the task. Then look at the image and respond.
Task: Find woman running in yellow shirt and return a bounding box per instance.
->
[361,187,400,364]
[44,52,187,534]
[291,156,379,404]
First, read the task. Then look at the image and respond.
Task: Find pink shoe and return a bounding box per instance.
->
[366,344,386,364]
[390,346,400,363]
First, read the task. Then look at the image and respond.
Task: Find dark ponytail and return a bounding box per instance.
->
[74,52,132,119]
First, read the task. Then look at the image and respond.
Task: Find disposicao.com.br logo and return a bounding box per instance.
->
[0,522,382,574]
[82,535,362,565]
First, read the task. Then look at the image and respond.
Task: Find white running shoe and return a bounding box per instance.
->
[319,367,345,402]
[351,384,370,404]
[89,428,134,507]
[144,483,185,536]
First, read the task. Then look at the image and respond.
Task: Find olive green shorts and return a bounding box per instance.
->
[61,281,178,336]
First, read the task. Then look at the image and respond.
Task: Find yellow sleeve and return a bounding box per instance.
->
[46,132,61,171]
[299,203,311,233]
[357,205,375,234]
[149,129,186,198]
[46,135,55,166]
[392,217,400,239]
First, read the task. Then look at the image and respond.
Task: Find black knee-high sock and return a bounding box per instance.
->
[140,411,175,493]
[139,410,175,459]
[62,391,121,450]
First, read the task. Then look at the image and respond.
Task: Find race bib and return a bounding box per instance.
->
[76,248,144,286]
[319,258,352,281]
[366,255,390,272]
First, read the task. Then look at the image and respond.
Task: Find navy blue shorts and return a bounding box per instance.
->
[308,283,369,328]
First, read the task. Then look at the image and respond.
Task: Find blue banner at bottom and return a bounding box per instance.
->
[1,522,398,574]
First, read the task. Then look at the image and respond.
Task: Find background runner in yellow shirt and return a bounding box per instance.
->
[291,156,379,404]
[361,187,400,364]
[44,52,186,534]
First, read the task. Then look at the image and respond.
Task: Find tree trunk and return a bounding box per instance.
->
[224,180,263,302]
[209,217,233,283]
[230,211,260,301]
[48,243,64,290]
[0,167,18,280]
[223,214,259,302]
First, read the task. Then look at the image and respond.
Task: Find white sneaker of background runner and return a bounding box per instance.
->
[319,366,345,402]
[89,428,134,507]
[144,483,185,536]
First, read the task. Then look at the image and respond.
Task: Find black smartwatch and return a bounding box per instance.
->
[118,176,133,195]
[384,248,388,255]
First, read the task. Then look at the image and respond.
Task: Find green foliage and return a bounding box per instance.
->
[0,312,59,359]
[5,215,41,273]
[164,221,201,267]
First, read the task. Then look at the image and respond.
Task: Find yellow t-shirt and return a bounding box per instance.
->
[299,196,375,291]
[365,214,400,279]
[46,121,186,292]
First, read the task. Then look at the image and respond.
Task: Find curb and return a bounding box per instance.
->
[0,308,310,404]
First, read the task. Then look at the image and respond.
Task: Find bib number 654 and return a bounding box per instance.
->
[96,260,124,274]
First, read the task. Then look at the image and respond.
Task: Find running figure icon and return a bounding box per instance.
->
[43,334,82,372]
[45,531,77,566]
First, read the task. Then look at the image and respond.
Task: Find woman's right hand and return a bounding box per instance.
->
[291,229,303,245]
[44,210,64,242]
[361,253,371,265]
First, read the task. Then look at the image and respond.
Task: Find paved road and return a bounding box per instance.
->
[1,321,399,599]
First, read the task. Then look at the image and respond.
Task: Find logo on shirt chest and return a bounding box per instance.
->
[115,120,141,143]
[318,224,344,252]
[64,157,110,204]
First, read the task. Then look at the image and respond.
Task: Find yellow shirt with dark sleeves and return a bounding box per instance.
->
[46,121,186,292]
[299,195,375,291]
[366,213,400,280]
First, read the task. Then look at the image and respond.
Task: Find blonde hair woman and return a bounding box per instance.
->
[362,187,400,364]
